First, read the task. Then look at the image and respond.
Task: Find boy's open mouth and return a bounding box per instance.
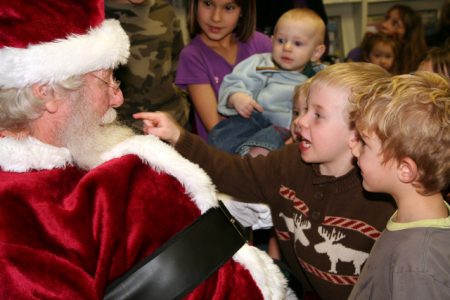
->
[299,136,312,151]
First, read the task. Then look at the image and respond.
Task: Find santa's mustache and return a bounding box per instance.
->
[101,108,117,125]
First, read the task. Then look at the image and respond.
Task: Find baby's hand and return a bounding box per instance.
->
[228,92,263,118]
[133,111,182,145]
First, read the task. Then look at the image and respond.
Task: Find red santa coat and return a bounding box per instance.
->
[0,135,287,299]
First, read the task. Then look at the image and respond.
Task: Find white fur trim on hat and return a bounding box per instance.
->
[0,19,130,89]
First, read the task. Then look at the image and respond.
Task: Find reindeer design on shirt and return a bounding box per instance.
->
[314,226,369,275]
[279,212,311,246]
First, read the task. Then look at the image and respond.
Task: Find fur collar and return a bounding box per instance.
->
[0,136,72,172]
[0,135,217,212]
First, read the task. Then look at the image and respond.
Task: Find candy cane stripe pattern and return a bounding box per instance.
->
[276,229,291,241]
[298,258,359,285]
[279,185,309,216]
[323,216,381,239]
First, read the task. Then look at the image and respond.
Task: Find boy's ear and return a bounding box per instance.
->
[31,83,59,113]
[348,131,360,148]
[311,44,326,62]
[397,157,418,184]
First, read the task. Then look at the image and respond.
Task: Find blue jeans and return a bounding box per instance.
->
[208,112,290,156]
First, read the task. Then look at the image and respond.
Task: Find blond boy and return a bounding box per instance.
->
[135,62,397,299]
[348,71,450,299]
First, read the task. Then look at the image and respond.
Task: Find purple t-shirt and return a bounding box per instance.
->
[175,31,272,140]
[346,47,363,62]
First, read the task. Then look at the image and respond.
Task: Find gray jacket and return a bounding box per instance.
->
[218,53,323,129]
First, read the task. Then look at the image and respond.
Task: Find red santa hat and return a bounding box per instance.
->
[0,0,130,89]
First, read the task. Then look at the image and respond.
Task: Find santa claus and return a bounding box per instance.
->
[0,1,289,299]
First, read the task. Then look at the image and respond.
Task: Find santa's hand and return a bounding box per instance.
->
[133,111,182,145]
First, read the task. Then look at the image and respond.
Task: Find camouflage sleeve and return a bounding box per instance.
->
[105,0,190,132]
[171,14,184,73]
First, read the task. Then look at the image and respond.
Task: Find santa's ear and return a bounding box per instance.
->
[31,83,49,98]
[397,157,418,184]
[31,83,59,113]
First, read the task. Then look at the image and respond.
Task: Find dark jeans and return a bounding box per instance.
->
[208,112,290,155]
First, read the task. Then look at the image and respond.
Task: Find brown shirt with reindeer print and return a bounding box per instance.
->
[176,132,396,300]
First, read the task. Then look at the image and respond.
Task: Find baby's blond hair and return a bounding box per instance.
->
[274,8,326,44]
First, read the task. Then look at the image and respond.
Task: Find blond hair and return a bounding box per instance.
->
[274,8,325,44]
[352,71,450,195]
[299,63,390,123]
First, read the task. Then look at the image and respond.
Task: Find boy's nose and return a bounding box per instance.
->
[298,114,309,128]
[292,115,301,128]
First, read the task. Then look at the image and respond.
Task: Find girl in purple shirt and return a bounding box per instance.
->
[175,0,272,140]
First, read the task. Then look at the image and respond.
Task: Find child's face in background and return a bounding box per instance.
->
[197,0,241,42]
[294,84,357,176]
[380,8,406,39]
[290,93,307,142]
[272,18,324,72]
[368,41,395,72]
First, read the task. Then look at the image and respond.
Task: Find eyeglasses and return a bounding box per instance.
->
[89,73,121,94]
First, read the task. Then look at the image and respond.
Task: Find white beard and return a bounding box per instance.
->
[67,121,134,170]
[60,97,135,170]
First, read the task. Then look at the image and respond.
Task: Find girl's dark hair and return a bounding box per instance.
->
[387,5,427,73]
[187,0,256,42]
[438,0,450,30]
[422,44,450,77]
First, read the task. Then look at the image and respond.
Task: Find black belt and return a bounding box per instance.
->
[104,201,247,300]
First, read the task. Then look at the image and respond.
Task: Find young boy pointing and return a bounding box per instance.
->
[135,63,396,299]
